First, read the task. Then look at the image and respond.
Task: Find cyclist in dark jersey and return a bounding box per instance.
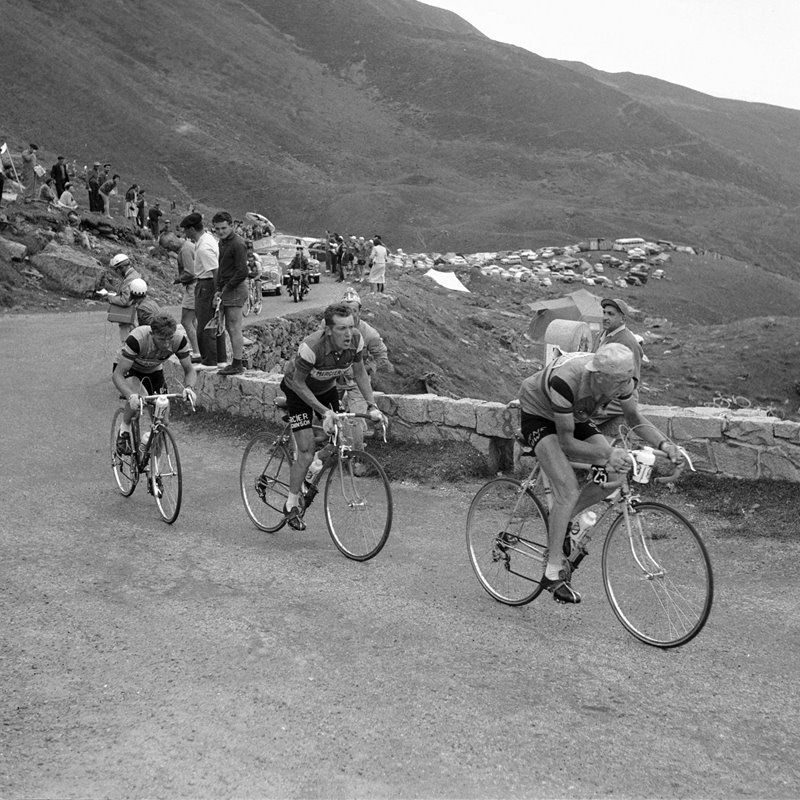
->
[518,343,679,604]
[112,313,197,455]
[279,302,382,530]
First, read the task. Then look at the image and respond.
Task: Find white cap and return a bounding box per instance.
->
[129,278,148,297]
[110,253,130,269]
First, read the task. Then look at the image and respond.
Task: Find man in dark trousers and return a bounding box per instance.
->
[50,156,70,197]
[212,210,249,375]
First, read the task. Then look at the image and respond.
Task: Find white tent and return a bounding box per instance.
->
[423,269,470,293]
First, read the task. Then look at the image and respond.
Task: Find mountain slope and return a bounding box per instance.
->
[2,0,798,270]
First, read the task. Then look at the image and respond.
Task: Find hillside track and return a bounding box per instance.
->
[1,307,799,797]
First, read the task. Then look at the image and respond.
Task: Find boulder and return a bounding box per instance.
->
[0,236,28,261]
[31,242,106,295]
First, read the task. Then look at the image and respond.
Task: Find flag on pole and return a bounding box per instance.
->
[0,142,7,155]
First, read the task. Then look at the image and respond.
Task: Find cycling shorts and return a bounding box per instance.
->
[279,378,340,431]
[125,367,166,396]
[521,411,601,451]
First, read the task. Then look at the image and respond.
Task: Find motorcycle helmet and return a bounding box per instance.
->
[110,253,130,270]
[129,278,148,298]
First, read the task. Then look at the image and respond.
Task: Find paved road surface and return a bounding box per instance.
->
[1,295,799,798]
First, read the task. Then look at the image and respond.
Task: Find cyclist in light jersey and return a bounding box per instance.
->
[518,344,679,604]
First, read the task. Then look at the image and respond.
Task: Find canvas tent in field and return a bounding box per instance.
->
[526,288,603,341]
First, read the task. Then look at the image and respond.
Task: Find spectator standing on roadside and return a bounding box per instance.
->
[50,156,69,197]
[591,297,644,425]
[87,162,102,212]
[180,212,225,368]
[354,236,368,281]
[148,201,163,238]
[367,235,388,294]
[99,173,119,217]
[136,188,147,228]
[172,232,201,360]
[124,184,139,222]
[334,235,345,282]
[212,210,249,375]
[20,143,39,199]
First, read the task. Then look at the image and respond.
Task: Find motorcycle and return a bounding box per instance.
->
[287,267,309,303]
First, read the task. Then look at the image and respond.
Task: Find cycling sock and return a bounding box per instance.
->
[545,564,563,580]
[120,421,131,433]
[286,492,299,510]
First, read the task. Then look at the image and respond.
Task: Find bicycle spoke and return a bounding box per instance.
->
[324,451,392,560]
[240,433,292,532]
[151,428,182,524]
[466,478,548,605]
[602,501,713,647]
[110,408,138,496]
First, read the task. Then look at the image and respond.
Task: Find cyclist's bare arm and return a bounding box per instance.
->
[619,397,680,462]
[112,354,141,404]
[351,360,378,410]
[176,354,198,391]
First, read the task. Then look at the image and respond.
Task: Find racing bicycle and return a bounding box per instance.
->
[466,428,713,648]
[240,402,392,560]
[110,392,193,524]
[241,277,263,317]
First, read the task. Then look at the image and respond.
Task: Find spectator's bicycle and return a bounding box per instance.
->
[241,277,263,317]
[466,429,713,648]
[240,402,392,560]
[110,392,194,524]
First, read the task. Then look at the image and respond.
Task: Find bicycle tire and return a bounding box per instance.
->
[602,501,713,648]
[240,432,293,532]
[292,282,299,303]
[150,427,182,524]
[466,478,549,605]
[323,450,392,561]
[242,291,251,317]
[110,408,138,496]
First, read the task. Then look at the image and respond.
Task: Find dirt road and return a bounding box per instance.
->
[1,305,799,799]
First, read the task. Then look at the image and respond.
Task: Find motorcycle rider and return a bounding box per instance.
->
[288,245,310,296]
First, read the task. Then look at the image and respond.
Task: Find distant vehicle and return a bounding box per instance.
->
[593,263,605,273]
[613,237,646,252]
[652,269,665,280]
[258,252,283,296]
[593,275,613,287]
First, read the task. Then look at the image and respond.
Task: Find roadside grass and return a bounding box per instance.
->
[181,409,800,534]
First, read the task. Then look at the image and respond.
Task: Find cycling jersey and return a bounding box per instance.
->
[519,352,634,422]
[284,327,364,395]
[121,325,191,373]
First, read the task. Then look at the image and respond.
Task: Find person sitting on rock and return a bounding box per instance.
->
[57,182,79,210]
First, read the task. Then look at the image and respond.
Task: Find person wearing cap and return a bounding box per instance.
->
[128,278,161,327]
[337,289,394,450]
[517,344,680,604]
[591,298,644,425]
[367,235,388,294]
[107,253,143,342]
[50,156,70,197]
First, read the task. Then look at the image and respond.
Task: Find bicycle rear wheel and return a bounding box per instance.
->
[110,408,138,496]
[323,450,392,560]
[240,433,293,532]
[150,428,182,524]
[466,478,548,605]
[602,501,713,648]
[242,291,251,316]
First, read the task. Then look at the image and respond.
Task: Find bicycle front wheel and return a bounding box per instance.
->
[240,433,293,532]
[466,478,549,605]
[324,450,392,560]
[602,501,713,648]
[110,408,138,496]
[150,428,182,524]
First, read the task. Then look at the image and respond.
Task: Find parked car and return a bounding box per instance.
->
[258,252,282,296]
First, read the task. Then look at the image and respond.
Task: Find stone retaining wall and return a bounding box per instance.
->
[166,361,800,482]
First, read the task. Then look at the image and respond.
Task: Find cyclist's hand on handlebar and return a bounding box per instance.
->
[322,409,337,435]
[367,404,383,422]
[182,387,197,407]
[128,393,141,412]
[661,441,681,463]
[607,447,630,472]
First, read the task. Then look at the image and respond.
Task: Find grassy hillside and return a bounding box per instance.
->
[2,0,799,274]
